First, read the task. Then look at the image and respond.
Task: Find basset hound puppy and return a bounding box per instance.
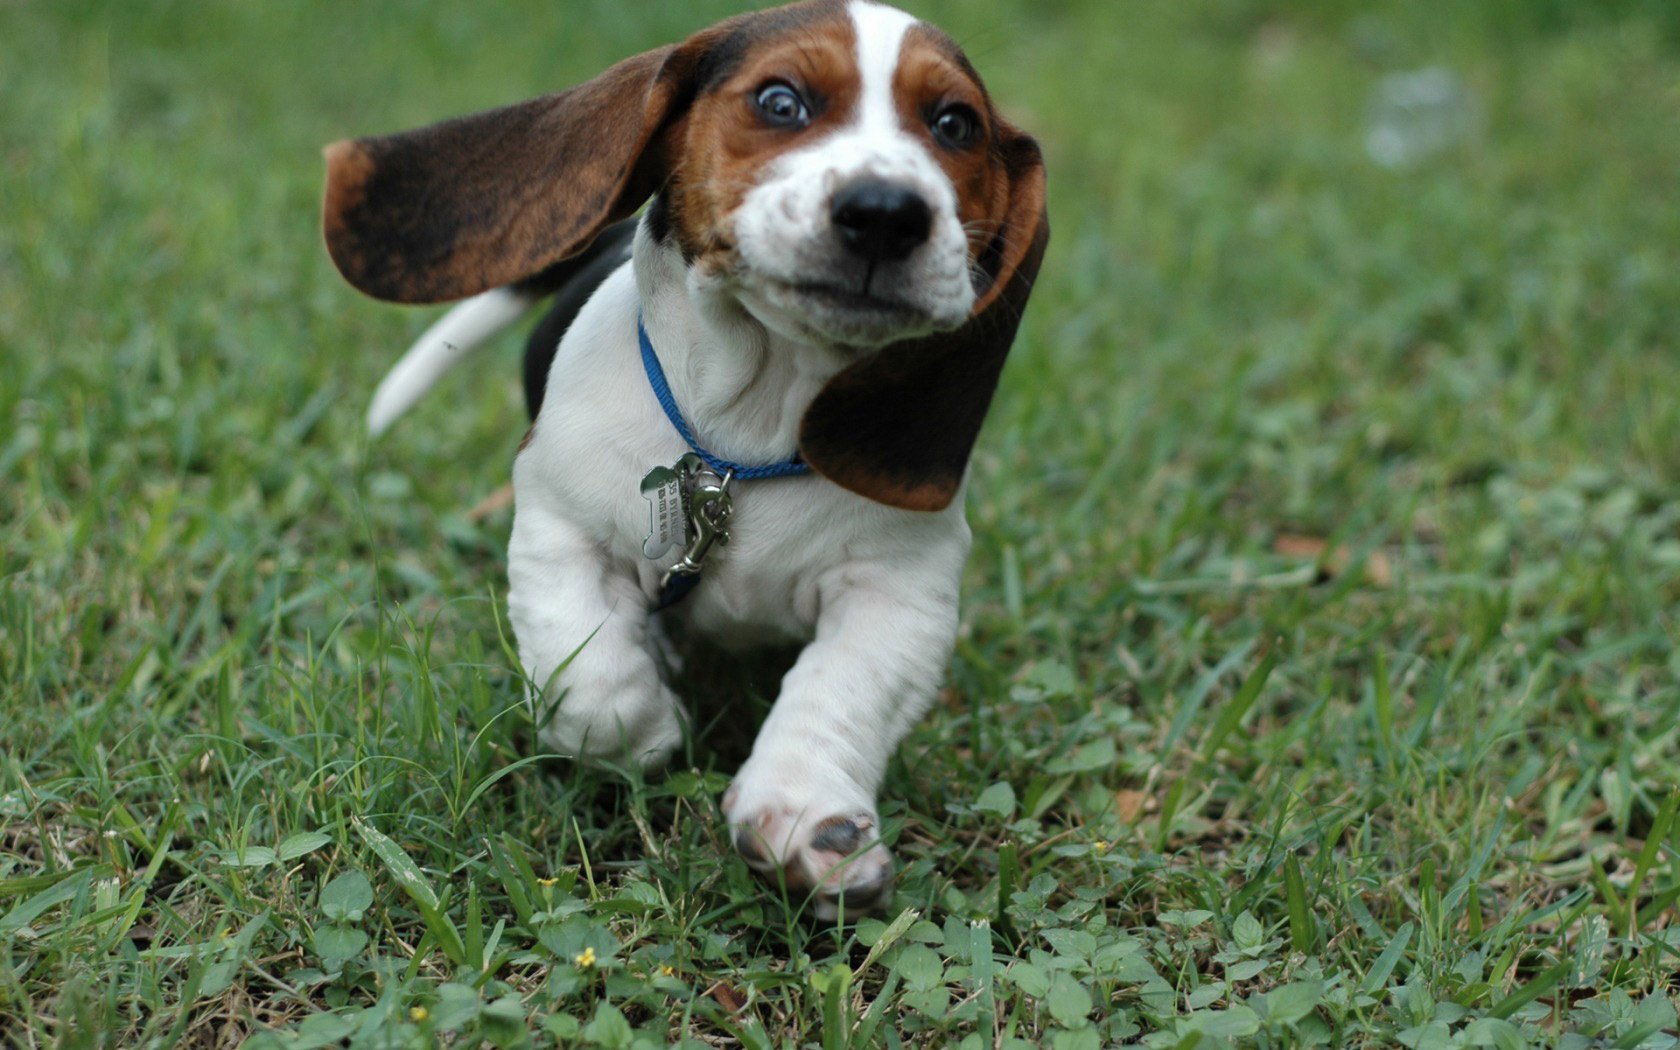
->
[322,0,1048,918]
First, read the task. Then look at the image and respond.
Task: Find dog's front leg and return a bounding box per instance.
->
[506,501,686,768]
[724,570,960,918]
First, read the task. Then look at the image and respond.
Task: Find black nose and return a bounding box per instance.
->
[830,180,933,262]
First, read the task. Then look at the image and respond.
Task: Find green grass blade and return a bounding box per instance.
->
[1283,852,1314,953]
[1628,790,1680,931]
[1489,959,1571,1020]
[352,817,440,911]
[1161,640,1257,755]
[1359,922,1413,994]
[1589,858,1627,932]
[352,816,466,964]
[1200,646,1279,762]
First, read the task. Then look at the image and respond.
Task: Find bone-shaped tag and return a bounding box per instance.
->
[640,454,700,559]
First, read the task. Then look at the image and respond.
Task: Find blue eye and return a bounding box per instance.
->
[931,105,980,149]
[755,83,811,128]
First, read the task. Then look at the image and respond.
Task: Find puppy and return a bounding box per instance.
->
[322,0,1047,918]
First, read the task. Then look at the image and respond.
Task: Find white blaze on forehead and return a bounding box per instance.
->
[847,1,918,133]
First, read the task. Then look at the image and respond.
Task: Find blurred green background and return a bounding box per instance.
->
[4,1,1680,1045]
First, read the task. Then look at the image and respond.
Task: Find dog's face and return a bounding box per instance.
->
[659,3,1004,348]
[322,0,1047,511]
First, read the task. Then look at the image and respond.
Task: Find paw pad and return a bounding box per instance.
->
[723,793,894,919]
[809,815,870,854]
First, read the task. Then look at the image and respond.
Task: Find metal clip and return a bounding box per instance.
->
[666,468,733,579]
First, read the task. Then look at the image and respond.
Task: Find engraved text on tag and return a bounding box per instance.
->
[640,459,690,559]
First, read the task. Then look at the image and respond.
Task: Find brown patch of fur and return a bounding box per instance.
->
[320,140,373,273]
[894,26,1003,249]
[663,5,859,268]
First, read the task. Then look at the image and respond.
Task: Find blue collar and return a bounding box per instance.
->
[639,315,812,481]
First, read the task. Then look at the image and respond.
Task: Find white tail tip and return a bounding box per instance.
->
[366,287,535,437]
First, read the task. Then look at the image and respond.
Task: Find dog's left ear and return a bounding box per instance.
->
[798,121,1049,512]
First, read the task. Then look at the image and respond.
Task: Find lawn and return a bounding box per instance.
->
[5,0,1680,1045]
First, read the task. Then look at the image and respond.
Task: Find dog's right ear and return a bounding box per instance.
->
[322,35,716,304]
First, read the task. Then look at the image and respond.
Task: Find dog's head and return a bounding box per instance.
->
[322,0,1048,511]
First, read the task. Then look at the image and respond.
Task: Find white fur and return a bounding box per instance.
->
[852,2,919,129]
[366,287,534,437]
[503,1,977,917]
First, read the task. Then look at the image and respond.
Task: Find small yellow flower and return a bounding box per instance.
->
[409,1006,429,1023]
[659,964,675,978]
[1093,840,1111,854]
[537,876,559,888]
[573,946,597,968]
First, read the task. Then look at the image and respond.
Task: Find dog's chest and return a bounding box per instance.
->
[582,450,891,641]
[515,267,971,648]
[661,479,846,642]
[654,472,970,651]
[521,304,878,636]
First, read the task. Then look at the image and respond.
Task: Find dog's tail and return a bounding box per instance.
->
[365,287,536,437]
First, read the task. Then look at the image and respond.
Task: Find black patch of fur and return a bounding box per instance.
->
[521,218,639,419]
[644,193,674,246]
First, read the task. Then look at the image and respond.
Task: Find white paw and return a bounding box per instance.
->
[722,766,894,920]
[534,681,687,770]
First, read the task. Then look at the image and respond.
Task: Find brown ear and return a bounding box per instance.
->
[322,41,709,303]
[798,124,1049,511]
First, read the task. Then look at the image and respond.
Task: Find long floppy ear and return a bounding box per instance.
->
[322,41,712,303]
[798,123,1049,511]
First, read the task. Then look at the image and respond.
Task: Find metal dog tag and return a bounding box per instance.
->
[640,453,702,558]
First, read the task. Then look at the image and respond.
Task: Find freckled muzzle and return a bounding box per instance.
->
[727,153,976,348]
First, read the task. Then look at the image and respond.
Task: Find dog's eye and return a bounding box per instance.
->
[754,83,811,129]
[930,104,980,150]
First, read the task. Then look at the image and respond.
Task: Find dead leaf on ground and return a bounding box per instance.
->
[1272,534,1327,560]
[1115,789,1150,824]
[707,981,747,1013]
[1272,534,1393,587]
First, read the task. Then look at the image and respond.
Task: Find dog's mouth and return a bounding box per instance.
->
[729,270,951,349]
[786,281,924,319]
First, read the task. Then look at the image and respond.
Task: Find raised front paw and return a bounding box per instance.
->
[722,773,894,920]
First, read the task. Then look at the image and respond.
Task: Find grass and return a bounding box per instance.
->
[4,0,1680,1045]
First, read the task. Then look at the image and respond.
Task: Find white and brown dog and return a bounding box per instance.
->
[322,0,1047,917]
